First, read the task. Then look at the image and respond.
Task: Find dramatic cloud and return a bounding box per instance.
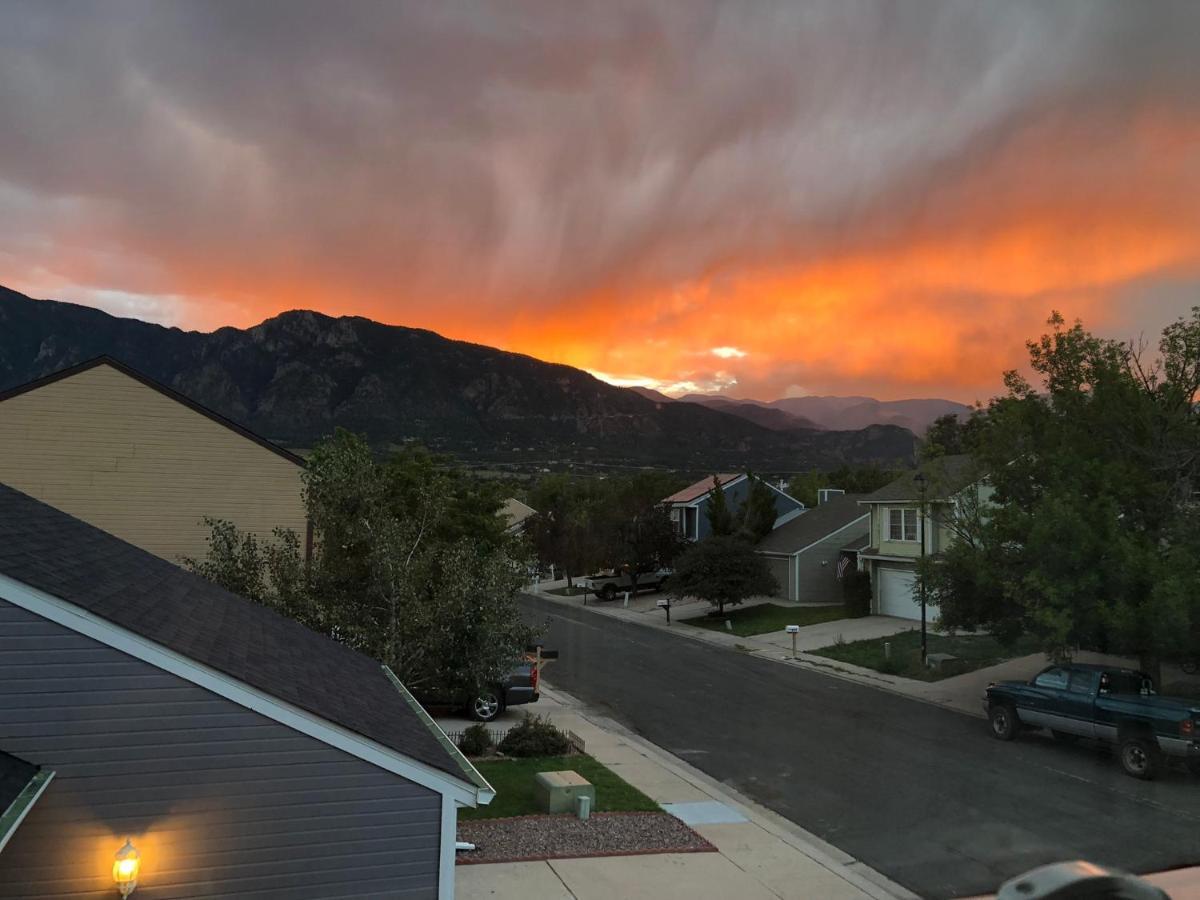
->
[2,0,1198,401]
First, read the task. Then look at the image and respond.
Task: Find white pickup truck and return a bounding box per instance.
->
[582,568,672,602]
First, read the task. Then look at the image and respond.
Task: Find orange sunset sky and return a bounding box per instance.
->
[2,1,1199,403]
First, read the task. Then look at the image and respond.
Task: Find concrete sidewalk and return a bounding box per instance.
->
[451,687,917,900]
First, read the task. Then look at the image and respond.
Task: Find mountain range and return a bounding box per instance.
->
[0,285,922,471]
[677,393,970,434]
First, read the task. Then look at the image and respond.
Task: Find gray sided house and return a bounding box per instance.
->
[755,494,869,603]
[0,482,491,900]
[664,473,804,541]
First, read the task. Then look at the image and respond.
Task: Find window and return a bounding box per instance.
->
[887,508,919,542]
[1068,670,1099,695]
[1034,667,1069,690]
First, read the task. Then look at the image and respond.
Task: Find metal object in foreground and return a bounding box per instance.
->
[997,861,1168,900]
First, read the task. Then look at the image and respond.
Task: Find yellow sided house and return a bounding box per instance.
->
[856,455,987,620]
[0,357,309,565]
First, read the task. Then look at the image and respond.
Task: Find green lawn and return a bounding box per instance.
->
[546,586,591,597]
[460,755,659,821]
[811,630,1043,681]
[684,603,849,637]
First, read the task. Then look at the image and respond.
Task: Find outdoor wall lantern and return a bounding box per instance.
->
[113,839,140,897]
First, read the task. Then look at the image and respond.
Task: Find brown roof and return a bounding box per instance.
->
[0,356,306,467]
[756,494,868,554]
[663,473,743,504]
[859,455,980,503]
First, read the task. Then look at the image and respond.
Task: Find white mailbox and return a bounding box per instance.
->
[785,625,800,634]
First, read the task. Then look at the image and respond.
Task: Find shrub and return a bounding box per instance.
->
[458,723,494,757]
[497,713,572,757]
[842,566,872,618]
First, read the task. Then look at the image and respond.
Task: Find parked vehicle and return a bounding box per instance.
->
[583,568,672,602]
[417,661,539,723]
[984,663,1200,780]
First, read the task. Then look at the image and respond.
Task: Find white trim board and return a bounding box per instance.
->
[0,769,55,854]
[0,572,480,807]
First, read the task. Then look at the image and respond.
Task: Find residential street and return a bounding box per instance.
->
[520,593,1200,900]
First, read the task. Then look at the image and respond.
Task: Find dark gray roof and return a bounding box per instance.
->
[0,482,464,781]
[756,494,869,554]
[859,455,980,503]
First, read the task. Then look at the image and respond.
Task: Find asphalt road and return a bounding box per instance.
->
[521,593,1200,899]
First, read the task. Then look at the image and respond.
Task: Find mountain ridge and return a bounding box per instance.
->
[0,285,916,470]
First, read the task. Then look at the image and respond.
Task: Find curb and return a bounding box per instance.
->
[539,683,922,900]
[525,589,989,722]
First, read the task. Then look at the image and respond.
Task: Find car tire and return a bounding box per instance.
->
[989,703,1019,741]
[1051,730,1080,743]
[600,584,617,602]
[468,690,504,723]
[1118,736,1157,780]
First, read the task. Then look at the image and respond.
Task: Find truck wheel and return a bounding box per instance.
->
[1051,730,1080,744]
[1118,736,1157,780]
[468,690,504,723]
[600,584,617,602]
[989,703,1019,741]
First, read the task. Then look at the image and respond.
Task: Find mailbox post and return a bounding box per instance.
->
[785,624,800,659]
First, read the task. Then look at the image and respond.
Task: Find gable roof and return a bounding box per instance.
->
[756,494,868,554]
[859,455,980,504]
[0,356,305,467]
[0,482,465,784]
[500,497,537,529]
[663,473,743,504]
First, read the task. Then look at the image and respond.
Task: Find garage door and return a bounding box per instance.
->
[878,567,922,620]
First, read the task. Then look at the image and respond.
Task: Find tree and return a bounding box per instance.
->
[923,310,1200,685]
[186,429,537,695]
[788,464,901,507]
[738,474,779,543]
[526,475,604,588]
[595,472,686,596]
[668,535,778,615]
[705,475,736,536]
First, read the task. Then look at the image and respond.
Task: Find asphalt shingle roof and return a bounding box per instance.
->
[859,455,980,503]
[0,482,465,781]
[756,494,868,554]
[663,473,742,504]
[0,751,39,818]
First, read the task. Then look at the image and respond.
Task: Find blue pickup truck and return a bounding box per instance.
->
[985,663,1200,780]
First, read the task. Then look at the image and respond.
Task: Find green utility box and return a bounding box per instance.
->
[533,770,595,814]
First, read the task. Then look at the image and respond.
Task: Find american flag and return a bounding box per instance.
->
[836,555,851,579]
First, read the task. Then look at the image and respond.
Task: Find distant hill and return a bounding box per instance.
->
[676,395,821,431]
[0,285,916,471]
[680,392,970,434]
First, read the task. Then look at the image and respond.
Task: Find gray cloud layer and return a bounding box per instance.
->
[2,1,1198,396]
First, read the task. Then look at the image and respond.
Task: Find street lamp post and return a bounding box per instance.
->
[914,471,928,666]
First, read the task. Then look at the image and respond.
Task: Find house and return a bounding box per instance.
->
[755,493,870,603]
[664,473,804,541]
[0,481,491,899]
[856,455,985,620]
[500,497,537,534]
[0,356,310,565]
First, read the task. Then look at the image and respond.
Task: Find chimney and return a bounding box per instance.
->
[817,488,846,506]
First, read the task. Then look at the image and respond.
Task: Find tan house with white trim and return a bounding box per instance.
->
[0,357,309,565]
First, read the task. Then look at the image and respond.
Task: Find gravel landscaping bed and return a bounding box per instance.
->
[456,811,715,865]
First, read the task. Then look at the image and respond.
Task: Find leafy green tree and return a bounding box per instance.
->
[705,475,736,536]
[526,475,604,587]
[738,474,779,543]
[788,464,901,507]
[596,472,686,594]
[923,310,1200,685]
[187,429,536,695]
[668,535,778,615]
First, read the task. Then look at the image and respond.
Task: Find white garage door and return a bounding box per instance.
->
[878,568,922,620]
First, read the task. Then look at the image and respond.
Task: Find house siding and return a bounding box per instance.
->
[763,555,792,601]
[0,598,441,900]
[0,364,307,566]
[793,524,869,605]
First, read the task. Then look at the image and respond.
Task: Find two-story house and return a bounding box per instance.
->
[857,455,986,619]
[664,473,805,541]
